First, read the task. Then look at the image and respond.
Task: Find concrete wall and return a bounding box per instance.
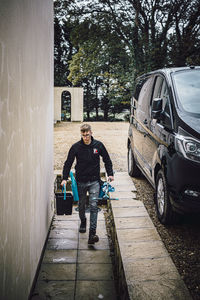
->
[0,1,54,299]
[54,87,83,122]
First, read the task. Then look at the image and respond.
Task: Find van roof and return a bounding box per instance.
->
[138,66,200,79]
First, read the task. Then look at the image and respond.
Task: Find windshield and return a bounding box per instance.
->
[172,69,200,115]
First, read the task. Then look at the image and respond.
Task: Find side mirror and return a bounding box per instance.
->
[151,98,162,119]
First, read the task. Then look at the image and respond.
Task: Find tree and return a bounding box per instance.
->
[54,0,80,86]
[168,0,200,66]
[67,44,101,120]
[76,0,200,75]
[54,0,200,120]
[67,19,132,120]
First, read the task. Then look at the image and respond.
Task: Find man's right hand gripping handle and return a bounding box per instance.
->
[61,180,67,187]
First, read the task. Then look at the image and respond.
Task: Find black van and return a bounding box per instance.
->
[127,66,200,224]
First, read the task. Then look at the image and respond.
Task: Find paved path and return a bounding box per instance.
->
[31,207,117,300]
[31,172,192,300]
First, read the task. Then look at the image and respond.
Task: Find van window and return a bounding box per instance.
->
[137,76,154,116]
[161,81,170,115]
[152,76,164,99]
[134,76,154,125]
[152,76,171,113]
[133,77,147,100]
[152,76,173,127]
[172,69,200,115]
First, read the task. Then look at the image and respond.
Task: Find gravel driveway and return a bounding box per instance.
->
[54,121,128,172]
[54,121,200,300]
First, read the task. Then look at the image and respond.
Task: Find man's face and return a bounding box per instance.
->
[81,130,92,145]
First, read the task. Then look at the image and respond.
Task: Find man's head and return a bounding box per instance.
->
[80,124,92,145]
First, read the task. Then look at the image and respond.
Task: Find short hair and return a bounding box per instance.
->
[80,124,91,133]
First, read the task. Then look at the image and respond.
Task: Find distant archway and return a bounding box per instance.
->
[61,91,71,121]
[54,87,83,122]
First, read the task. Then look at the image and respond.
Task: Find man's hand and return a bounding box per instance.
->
[108,176,114,182]
[61,180,67,187]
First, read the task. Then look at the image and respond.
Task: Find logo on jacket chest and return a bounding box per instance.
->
[93,148,99,154]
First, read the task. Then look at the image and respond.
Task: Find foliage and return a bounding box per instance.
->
[54,0,200,120]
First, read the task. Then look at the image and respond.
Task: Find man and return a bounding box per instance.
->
[61,124,114,244]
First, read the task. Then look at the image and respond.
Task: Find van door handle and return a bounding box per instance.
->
[143,119,148,125]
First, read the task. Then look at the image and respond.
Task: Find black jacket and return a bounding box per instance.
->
[62,137,113,183]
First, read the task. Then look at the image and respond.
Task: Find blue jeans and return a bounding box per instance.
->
[77,180,100,233]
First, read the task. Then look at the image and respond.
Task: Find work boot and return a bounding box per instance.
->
[88,230,99,244]
[79,218,87,233]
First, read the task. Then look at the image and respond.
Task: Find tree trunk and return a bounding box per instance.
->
[103,96,109,121]
[95,77,99,120]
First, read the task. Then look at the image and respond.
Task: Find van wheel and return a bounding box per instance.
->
[128,144,141,177]
[155,169,179,225]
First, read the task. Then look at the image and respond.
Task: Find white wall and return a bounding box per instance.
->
[0,1,54,299]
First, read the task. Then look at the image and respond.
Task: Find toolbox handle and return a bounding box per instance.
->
[62,184,66,200]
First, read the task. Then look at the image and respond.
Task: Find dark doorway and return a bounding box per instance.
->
[61,91,71,121]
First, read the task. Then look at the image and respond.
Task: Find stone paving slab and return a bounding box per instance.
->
[32,280,75,300]
[51,220,79,229]
[96,219,107,228]
[112,172,133,179]
[117,227,161,243]
[119,237,169,261]
[78,249,112,264]
[43,249,77,264]
[78,238,109,250]
[38,263,76,281]
[113,171,128,176]
[75,281,117,300]
[124,257,182,282]
[127,278,191,300]
[73,209,105,220]
[110,199,144,208]
[77,263,114,280]
[112,191,137,199]
[111,179,134,186]
[79,227,108,239]
[49,228,78,239]
[114,215,154,229]
[112,184,136,192]
[55,213,79,221]
[112,206,148,218]
[78,218,106,229]
[112,173,136,181]
[47,238,78,250]
[96,227,109,238]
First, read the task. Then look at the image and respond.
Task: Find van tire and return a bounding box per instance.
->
[155,169,179,225]
[128,144,141,177]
